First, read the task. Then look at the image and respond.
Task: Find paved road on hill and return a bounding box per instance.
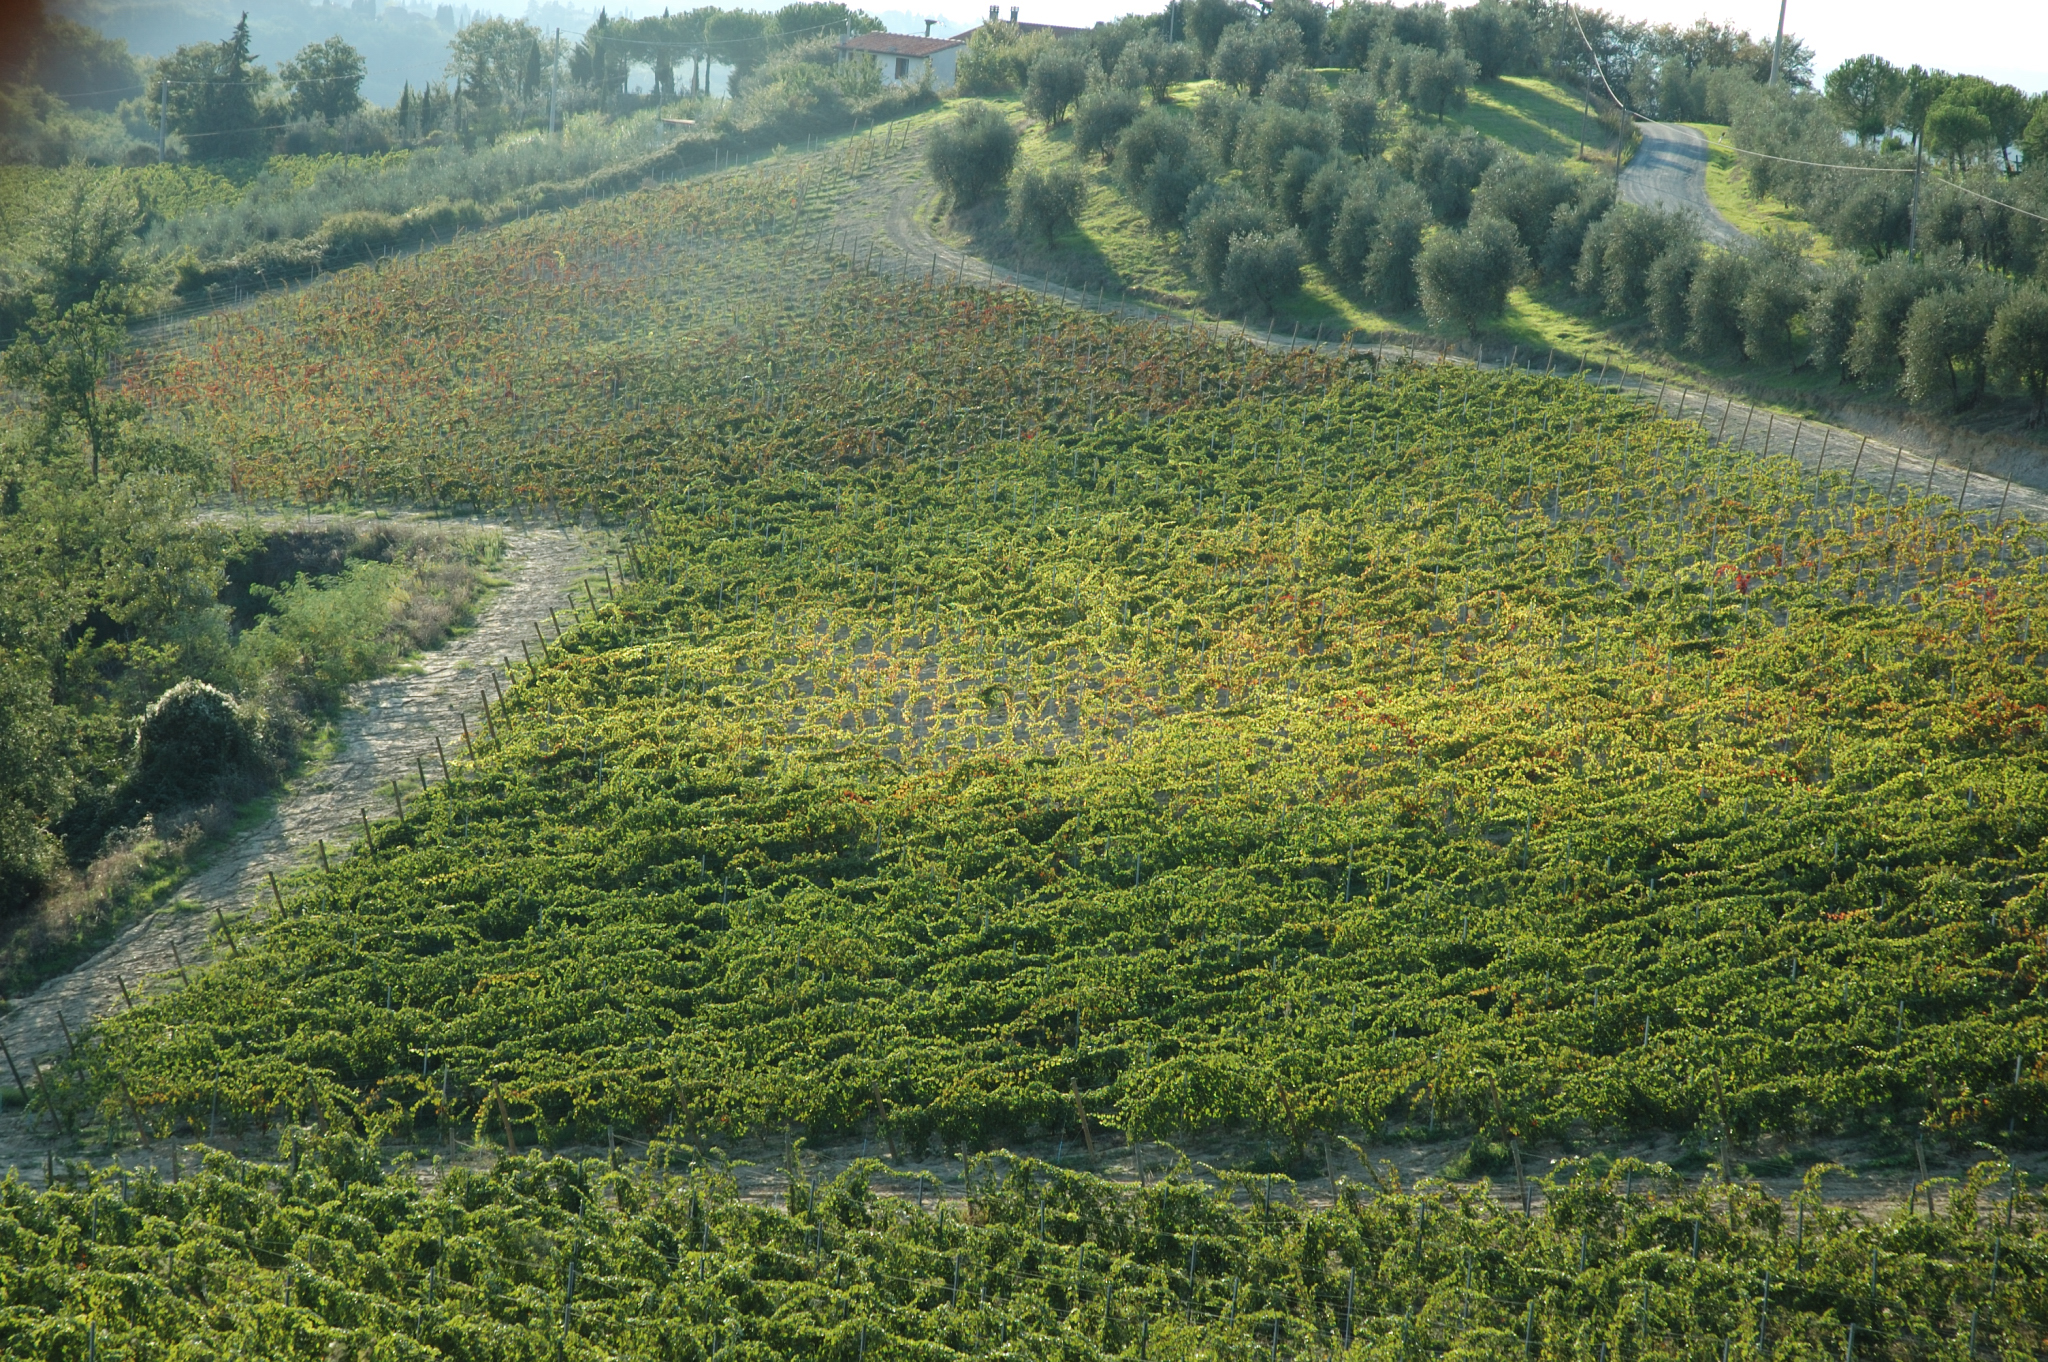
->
[0,517,602,1181]
[1620,121,1746,246]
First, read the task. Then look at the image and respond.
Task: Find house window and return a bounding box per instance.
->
[895,56,911,79]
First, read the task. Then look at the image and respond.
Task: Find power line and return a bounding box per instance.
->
[1717,141,2048,224]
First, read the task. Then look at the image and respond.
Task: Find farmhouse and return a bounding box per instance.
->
[837,30,964,89]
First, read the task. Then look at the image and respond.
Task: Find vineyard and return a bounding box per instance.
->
[9,147,2048,1356]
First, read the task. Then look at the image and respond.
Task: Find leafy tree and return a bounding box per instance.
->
[1845,255,1956,385]
[2023,100,2048,170]
[1186,183,1270,289]
[1417,214,1524,335]
[1299,159,1365,261]
[1901,279,2006,411]
[1943,76,2031,174]
[17,15,143,111]
[1804,267,1862,377]
[1210,21,1302,96]
[1117,108,1216,228]
[1987,287,2048,424]
[449,17,544,109]
[1404,46,1472,121]
[1389,125,1495,224]
[280,36,365,123]
[1263,65,1325,111]
[1185,0,1256,58]
[1685,248,1751,358]
[1925,95,1993,173]
[1823,55,1903,146]
[19,177,152,322]
[1073,85,1142,160]
[1264,0,1329,66]
[151,14,270,161]
[1111,35,1198,103]
[1360,180,1431,308]
[1738,237,1812,366]
[1234,101,1334,203]
[1646,242,1701,348]
[1471,154,1577,259]
[1330,73,1379,155]
[1451,0,1530,81]
[1821,173,1914,259]
[1007,164,1087,243]
[3,297,132,482]
[1537,179,1614,284]
[1023,47,1092,127]
[926,102,1019,206]
[1326,175,1391,287]
[1578,205,1697,318]
[1219,228,1303,316]
[1894,65,1950,153]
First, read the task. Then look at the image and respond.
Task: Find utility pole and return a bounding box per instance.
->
[1908,132,1923,257]
[1766,0,1788,86]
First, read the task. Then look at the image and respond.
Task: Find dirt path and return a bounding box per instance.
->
[0,514,605,1180]
[1620,121,1745,246]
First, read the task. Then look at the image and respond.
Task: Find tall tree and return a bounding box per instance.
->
[1823,54,1903,146]
[280,36,365,123]
[151,14,269,160]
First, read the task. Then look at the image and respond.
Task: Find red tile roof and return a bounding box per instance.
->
[839,32,965,58]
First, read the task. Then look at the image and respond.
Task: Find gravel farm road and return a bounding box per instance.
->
[1619,121,1746,247]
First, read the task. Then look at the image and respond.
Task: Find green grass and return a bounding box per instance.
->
[1683,121,1837,256]
[1452,76,1617,170]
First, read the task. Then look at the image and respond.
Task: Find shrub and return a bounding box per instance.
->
[1023,47,1092,126]
[128,679,257,812]
[1117,108,1216,229]
[1987,286,2048,424]
[1219,228,1304,317]
[1073,85,1142,161]
[1471,154,1579,259]
[1538,179,1614,284]
[1362,180,1431,309]
[318,209,404,255]
[1007,163,1087,243]
[0,653,68,910]
[1804,267,1862,376]
[926,103,1019,207]
[1416,214,1525,335]
[1685,249,1752,359]
[1187,184,1271,289]
[1901,281,2006,412]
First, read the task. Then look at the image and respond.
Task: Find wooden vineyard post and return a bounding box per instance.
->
[1070,1077,1097,1158]
[116,976,134,1010]
[317,839,330,876]
[481,690,499,745]
[360,808,379,861]
[435,737,451,784]
[494,1083,518,1154]
[0,1036,31,1108]
[214,907,239,956]
[269,871,286,915]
